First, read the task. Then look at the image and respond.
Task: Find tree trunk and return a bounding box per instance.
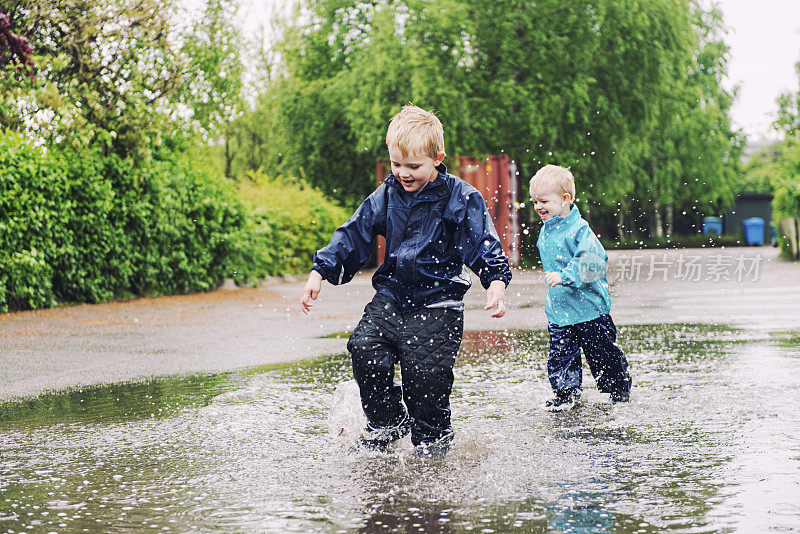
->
[795,216,800,260]
[666,202,674,236]
[628,211,636,240]
[653,198,664,239]
[651,153,663,239]
[224,136,232,179]
[796,200,800,259]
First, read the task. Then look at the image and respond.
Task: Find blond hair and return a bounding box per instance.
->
[530,164,576,201]
[385,105,445,159]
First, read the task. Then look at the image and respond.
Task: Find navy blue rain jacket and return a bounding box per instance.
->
[312,164,512,311]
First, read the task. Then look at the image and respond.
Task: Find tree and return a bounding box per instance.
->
[226,0,743,244]
[0,9,35,130]
[237,1,700,208]
[0,10,35,79]
[752,60,800,259]
[175,0,246,177]
[635,2,742,239]
[775,61,800,136]
[1,0,185,159]
[742,136,800,259]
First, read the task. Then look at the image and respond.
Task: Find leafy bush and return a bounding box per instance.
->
[773,167,800,260]
[231,170,350,279]
[0,131,248,312]
[743,135,800,259]
[1,130,356,312]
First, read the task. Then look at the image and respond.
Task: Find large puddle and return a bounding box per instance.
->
[1,324,799,533]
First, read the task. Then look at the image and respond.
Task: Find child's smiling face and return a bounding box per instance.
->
[388,146,443,193]
[531,182,571,222]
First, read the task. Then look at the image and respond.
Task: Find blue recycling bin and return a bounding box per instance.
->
[703,216,723,236]
[743,217,765,245]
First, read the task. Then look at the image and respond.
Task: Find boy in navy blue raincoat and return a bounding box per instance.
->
[531,165,632,410]
[300,105,512,457]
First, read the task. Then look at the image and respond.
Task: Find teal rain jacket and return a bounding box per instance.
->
[537,205,611,326]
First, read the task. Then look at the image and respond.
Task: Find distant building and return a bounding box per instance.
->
[715,139,778,244]
[724,193,773,244]
[741,138,780,164]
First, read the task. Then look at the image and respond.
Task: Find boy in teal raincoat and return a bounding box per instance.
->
[531,165,632,409]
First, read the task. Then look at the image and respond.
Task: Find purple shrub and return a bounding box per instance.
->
[0,11,35,79]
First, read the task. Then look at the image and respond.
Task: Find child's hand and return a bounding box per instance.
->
[484,279,507,318]
[544,271,563,287]
[300,270,323,314]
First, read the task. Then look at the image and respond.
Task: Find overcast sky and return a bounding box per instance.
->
[716,0,800,140]
[187,0,800,141]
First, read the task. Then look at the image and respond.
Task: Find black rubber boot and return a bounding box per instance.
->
[610,389,631,403]
[413,433,453,460]
[359,415,411,452]
[544,387,581,411]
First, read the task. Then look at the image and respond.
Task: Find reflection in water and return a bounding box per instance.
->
[358,500,455,534]
[1,324,799,532]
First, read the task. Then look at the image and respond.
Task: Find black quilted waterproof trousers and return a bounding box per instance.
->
[347,293,464,446]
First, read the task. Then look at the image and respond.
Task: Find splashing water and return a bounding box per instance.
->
[1,324,799,532]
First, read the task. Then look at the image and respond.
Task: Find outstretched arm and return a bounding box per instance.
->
[300,270,323,314]
[312,185,386,287]
[457,192,512,291]
[484,279,507,318]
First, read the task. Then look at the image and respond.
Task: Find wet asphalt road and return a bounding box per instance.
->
[1,247,797,401]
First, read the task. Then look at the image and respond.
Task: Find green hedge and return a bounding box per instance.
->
[0,131,354,312]
[0,131,247,312]
[231,170,350,279]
